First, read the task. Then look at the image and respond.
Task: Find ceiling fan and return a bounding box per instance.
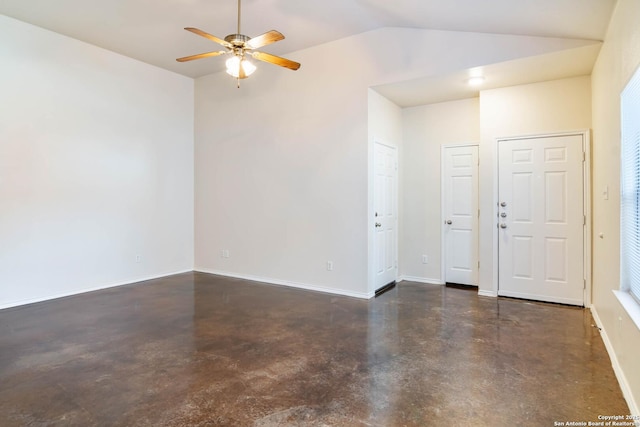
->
[176,0,301,86]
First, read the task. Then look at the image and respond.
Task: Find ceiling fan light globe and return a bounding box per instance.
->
[225,56,240,76]
[242,59,256,76]
[225,56,256,78]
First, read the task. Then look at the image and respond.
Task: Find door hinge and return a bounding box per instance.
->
[582,152,586,162]
[478,209,480,218]
[477,261,480,268]
[584,279,587,289]
[583,215,586,226]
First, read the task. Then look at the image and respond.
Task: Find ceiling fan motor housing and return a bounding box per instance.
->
[225,34,250,47]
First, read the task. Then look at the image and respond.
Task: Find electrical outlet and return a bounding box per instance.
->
[221,250,230,258]
[327,261,333,271]
[422,255,428,264]
[135,254,141,263]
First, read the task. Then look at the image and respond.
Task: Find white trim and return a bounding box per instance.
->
[591,305,640,416]
[478,289,498,297]
[441,142,480,287]
[494,129,592,142]
[398,275,443,285]
[494,130,592,306]
[614,290,640,332]
[440,142,481,149]
[491,134,500,298]
[0,269,193,310]
[195,268,373,300]
[583,130,593,307]
[373,140,398,150]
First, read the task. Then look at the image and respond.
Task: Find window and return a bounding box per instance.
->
[620,64,640,303]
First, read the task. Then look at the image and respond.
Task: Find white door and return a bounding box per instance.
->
[443,145,479,286]
[498,134,585,305]
[374,142,397,290]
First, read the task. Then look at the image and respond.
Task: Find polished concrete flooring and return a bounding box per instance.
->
[0,272,629,426]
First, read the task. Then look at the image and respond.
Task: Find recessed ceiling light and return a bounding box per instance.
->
[467,76,485,86]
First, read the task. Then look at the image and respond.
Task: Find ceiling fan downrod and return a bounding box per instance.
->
[237,0,241,35]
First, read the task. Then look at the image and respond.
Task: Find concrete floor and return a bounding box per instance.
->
[0,272,629,426]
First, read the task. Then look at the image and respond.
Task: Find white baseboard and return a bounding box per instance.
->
[478,289,498,297]
[591,305,639,415]
[0,269,193,310]
[397,276,443,285]
[195,268,371,300]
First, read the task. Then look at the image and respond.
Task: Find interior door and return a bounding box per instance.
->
[498,134,585,305]
[443,145,479,286]
[374,142,397,290]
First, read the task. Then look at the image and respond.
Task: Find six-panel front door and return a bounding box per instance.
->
[497,134,585,305]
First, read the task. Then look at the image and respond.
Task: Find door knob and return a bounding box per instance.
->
[501,212,507,218]
[500,223,507,229]
[500,201,507,207]
[446,220,452,225]
[375,222,382,228]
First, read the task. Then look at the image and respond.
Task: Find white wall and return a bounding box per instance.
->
[0,16,195,308]
[591,0,640,413]
[368,89,403,295]
[401,98,480,283]
[194,27,589,297]
[0,17,606,307]
[194,56,371,298]
[478,76,592,296]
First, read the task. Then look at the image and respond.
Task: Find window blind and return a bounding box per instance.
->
[621,65,640,303]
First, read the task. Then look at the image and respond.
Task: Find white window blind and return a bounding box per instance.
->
[621,64,640,303]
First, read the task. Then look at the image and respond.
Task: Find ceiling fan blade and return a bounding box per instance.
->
[251,51,301,71]
[184,27,232,48]
[246,30,284,49]
[176,50,227,62]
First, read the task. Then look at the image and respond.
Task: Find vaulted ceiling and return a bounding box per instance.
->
[0,0,618,105]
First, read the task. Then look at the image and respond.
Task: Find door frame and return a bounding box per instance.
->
[440,143,480,286]
[492,130,592,306]
[370,140,399,295]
